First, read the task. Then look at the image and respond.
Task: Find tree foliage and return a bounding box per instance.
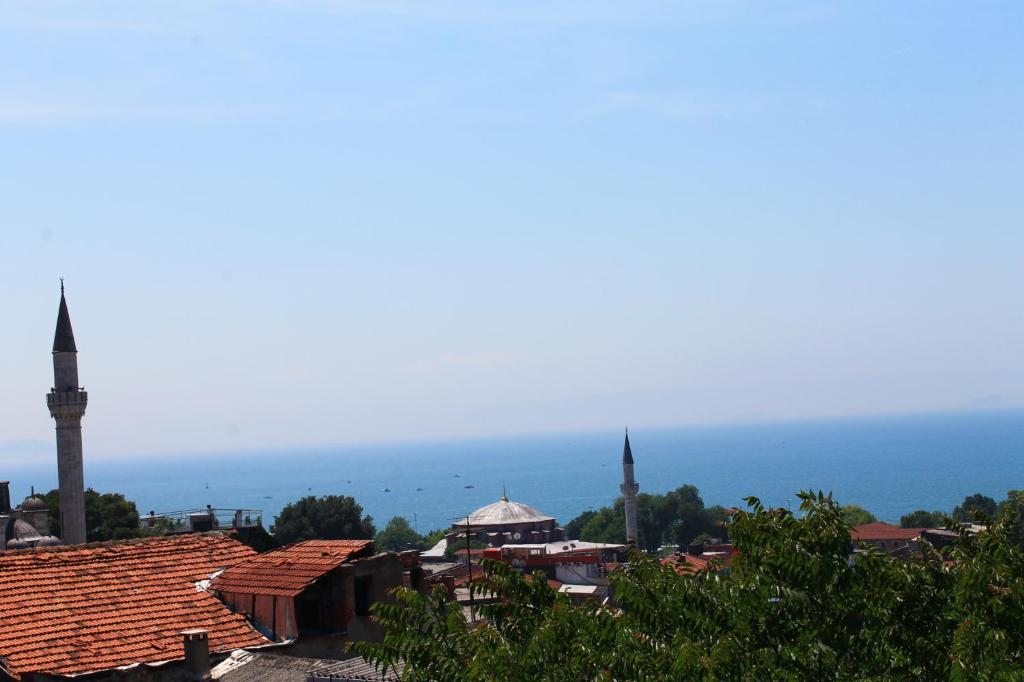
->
[43,488,142,542]
[376,516,426,552]
[357,490,1024,680]
[421,528,447,548]
[900,509,946,529]
[953,493,998,522]
[271,495,374,545]
[839,503,877,527]
[568,485,728,552]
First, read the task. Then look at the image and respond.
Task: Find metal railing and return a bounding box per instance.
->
[141,507,263,533]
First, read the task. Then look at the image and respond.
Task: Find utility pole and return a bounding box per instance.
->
[465,515,475,620]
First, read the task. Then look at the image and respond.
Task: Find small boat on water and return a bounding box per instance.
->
[454,474,461,478]
[382,488,391,493]
[416,487,424,491]
[464,485,475,489]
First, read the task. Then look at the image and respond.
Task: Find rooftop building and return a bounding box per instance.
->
[212,539,416,649]
[0,533,269,680]
[850,522,925,554]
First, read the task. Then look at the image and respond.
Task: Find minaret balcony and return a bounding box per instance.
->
[47,390,88,418]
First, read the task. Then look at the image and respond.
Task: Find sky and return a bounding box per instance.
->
[2,1,1023,460]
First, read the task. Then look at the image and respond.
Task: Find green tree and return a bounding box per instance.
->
[271,495,374,545]
[562,509,596,540]
[568,484,726,552]
[948,497,1024,675]
[376,516,424,552]
[900,509,945,528]
[421,528,446,549]
[43,488,142,542]
[840,503,876,527]
[577,504,625,545]
[361,490,1017,680]
[952,492,998,522]
[997,490,1024,548]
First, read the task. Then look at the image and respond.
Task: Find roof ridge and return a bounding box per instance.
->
[0,531,242,560]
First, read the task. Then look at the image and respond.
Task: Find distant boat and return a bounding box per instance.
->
[382,488,391,493]
[464,485,475,489]
[454,474,461,478]
[263,495,272,499]
[347,480,351,483]
[416,487,424,491]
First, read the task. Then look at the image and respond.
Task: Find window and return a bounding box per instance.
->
[354,575,373,617]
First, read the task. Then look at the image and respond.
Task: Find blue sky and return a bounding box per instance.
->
[2,1,1022,459]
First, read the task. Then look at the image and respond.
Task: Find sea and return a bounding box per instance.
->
[4,410,1024,534]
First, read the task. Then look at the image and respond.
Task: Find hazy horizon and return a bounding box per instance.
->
[2,406,1021,468]
[4,2,1022,458]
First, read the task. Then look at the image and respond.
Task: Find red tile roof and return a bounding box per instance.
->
[0,533,268,680]
[661,554,712,575]
[851,522,923,542]
[212,539,373,597]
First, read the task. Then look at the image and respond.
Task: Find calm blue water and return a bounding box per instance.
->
[5,410,1024,533]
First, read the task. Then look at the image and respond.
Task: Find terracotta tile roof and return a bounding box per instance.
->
[0,533,269,680]
[661,554,712,575]
[212,539,373,597]
[850,522,923,542]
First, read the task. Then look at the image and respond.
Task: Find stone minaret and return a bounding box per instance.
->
[46,282,88,545]
[620,429,639,545]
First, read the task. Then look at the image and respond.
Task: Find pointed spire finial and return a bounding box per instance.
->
[53,283,78,352]
[501,485,509,502]
[623,429,634,464]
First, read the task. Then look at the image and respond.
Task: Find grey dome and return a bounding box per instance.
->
[8,518,42,542]
[36,536,62,547]
[21,496,47,511]
[6,539,29,550]
[460,498,554,527]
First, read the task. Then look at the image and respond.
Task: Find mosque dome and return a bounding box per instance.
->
[6,539,29,550]
[8,518,42,542]
[460,497,554,527]
[21,496,48,512]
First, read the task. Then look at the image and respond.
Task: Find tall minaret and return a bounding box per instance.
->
[620,429,639,545]
[46,281,88,545]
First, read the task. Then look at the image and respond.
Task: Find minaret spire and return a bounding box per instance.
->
[53,283,78,353]
[620,428,639,546]
[46,283,88,545]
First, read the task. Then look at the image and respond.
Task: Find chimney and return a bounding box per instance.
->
[0,481,10,514]
[181,629,210,680]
